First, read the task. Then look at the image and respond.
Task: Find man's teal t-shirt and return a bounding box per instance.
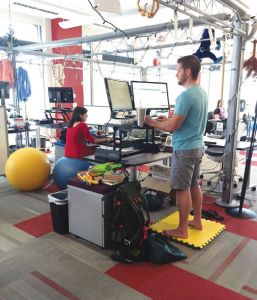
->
[172,85,208,151]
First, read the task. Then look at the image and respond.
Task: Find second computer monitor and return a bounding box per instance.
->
[131,81,169,110]
[48,87,74,104]
[104,78,134,114]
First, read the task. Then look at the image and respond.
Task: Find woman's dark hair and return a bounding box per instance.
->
[217,100,222,107]
[68,106,87,127]
[177,55,201,80]
[214,107,221,115]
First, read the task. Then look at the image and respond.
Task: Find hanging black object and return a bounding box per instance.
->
[226,101,257,219]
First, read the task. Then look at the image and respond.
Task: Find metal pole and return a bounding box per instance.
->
[13,14,229,51]
[216,16,246,207]
[220,35,226,101]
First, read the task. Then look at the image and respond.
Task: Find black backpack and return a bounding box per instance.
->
[141,188,166,211]
[110,181,150,263]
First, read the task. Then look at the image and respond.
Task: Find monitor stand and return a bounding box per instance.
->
[56,91,62,109]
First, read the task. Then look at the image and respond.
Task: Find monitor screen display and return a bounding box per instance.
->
[48,87,74,103]
[131,81,169,110]
[104,78,134,113]
[0,81,10,99]
[84,106,111,125]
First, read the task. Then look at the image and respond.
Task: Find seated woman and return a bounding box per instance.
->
[214,100,226,120]
[65,106,112,158]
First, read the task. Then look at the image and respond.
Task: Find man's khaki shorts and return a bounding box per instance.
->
[170,148,204,190]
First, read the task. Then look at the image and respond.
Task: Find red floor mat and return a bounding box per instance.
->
[239,151,257,157]
[241,160,257,166]
[106,263,250,300]
[14,212,53,237]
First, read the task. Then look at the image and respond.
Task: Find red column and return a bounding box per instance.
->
[51,19,84,107]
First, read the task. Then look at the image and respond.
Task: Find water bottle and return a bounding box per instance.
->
[166,135,172,144]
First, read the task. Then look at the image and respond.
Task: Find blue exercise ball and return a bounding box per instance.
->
[53,157,94,189]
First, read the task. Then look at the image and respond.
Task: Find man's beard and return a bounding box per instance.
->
[178,78,186,86]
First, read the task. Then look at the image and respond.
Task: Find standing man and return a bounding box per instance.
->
[144,55,208,239]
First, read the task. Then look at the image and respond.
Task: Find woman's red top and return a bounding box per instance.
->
[65,122,96,158]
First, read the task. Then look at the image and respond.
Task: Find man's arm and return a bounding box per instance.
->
[144,114,186,132]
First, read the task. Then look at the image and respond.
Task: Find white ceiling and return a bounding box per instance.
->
[0,0,256,33]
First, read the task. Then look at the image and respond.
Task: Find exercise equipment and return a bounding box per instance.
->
[53,157,93,189]
[150,211,225,249]
[5,147,51,191]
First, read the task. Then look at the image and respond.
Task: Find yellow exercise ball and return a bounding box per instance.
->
[5,147,51,191]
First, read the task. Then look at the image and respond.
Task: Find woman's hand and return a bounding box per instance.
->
[96,130,104,136]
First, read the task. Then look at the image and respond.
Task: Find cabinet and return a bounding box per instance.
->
[68,180,116,248]
[0,106,9,175]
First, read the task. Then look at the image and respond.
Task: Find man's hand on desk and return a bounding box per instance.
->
[145,115,168,126]
[144,115,153,127]
[156,115,168,122]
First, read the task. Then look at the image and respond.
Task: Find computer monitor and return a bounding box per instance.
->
[48,87,74,105]
[131,81,170,110]
[84,106,111,125]
[0,81,10,99]
[104,78,134,115]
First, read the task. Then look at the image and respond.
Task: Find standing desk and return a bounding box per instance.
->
[85,151,172,182]
[120,152,172,181]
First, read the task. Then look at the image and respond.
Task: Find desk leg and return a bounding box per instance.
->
[36,127,41,148]
[130,166,137,182]
[163,157,172,167]
[25,130,29,147]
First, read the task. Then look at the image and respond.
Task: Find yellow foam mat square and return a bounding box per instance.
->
[150,211,225,249]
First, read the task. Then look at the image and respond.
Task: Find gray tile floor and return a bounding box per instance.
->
[0,151,257,300]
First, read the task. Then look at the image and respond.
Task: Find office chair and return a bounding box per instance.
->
[201,145,244,189]
[200,147,224,186]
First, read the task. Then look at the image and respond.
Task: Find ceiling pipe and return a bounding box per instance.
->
[14,13,229,51]
[219,0,250,15]
[215,0,238,14]
[13,48,142,69]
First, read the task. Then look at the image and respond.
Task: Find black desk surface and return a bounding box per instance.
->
[120,152,171,167]
[84,151,172,167]
[8,127,36,133]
